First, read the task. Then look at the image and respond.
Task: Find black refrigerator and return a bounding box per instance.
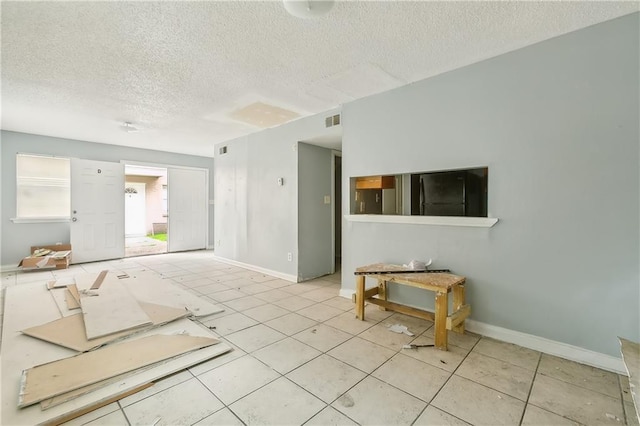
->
[411,169,487,217]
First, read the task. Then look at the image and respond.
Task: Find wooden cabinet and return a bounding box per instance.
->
[355,175,395,189]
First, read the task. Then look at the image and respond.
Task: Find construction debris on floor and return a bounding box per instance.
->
[1,270,231,425]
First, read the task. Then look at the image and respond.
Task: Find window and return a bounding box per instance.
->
[350,167,488,218]
[350,175,403,215]
[16,154,70,218]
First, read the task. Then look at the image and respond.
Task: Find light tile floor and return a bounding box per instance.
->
[1,251,636,426]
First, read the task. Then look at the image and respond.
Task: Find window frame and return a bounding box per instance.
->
[12,153,71,222]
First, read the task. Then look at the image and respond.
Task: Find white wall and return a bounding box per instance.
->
[341,13,639,357]
[214,109,340,280]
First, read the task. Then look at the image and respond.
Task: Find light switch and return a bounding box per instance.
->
[324,195,331,204]
[277,177,284,186]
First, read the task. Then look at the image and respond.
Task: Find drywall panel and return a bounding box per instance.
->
[22,302,188,351]
[2,282,231,425]
[122,271,225,317]
[19,334,217,407]
[81,278,151,339]
[0,131,215,266]
[340,14,639,357]
[298,142,333,280]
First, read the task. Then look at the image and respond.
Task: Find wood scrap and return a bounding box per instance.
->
[90,270,108,290]
[21,302,190,352]
[81,278,152,340]
[18,334,220,407]
[64,285,80,310]
[67,284,81,304]
[41,383,153,426]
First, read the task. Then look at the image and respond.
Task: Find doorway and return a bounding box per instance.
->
[334,154,342,273]
[124,165,168,257]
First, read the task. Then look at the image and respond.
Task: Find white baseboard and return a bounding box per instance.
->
[339,288,355,299]
[1,264,20,273]
[212,255,298,283]
[464,320,626,374]
[337,289,625,374]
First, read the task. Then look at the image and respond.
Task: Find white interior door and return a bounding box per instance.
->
[168,168,207,252]
[125,182,146,237]
[70,159,125,263]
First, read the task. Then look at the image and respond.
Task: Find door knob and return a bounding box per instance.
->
[72,217,78,222]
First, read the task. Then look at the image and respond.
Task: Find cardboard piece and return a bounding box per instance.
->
[18,334,219,407]
[22,302,190,352]
[18,244,72,270]
[81,278,152,340]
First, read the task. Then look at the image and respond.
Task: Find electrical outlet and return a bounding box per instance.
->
[287,252,292,262]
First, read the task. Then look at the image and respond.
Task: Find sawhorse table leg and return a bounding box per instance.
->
[355,275,365,320]
[434,291,448,350]
[452,284,466,333]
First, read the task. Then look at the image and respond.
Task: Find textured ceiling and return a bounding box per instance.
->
[2,1,638,157]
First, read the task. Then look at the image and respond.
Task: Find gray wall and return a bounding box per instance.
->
[298,142,333,281]
[214,108,340,278]
[341,13,639,357]
[1,130,215,266]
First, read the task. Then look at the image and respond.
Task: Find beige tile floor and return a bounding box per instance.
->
[1,251,636,426]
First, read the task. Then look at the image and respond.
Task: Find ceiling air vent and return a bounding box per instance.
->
[219,146,228,155]
[325,114,341,128]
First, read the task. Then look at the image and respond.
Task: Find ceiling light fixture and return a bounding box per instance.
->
[283,0,334,19]
[120,122,139,133]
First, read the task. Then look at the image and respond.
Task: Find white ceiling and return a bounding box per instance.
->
[2,1,637,157]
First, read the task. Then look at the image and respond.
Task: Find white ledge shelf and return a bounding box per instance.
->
[344,214,498,228]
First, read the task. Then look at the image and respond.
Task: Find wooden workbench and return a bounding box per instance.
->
[354,263,470,350]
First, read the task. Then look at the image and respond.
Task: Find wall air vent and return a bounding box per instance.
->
[325,114,341,128]
[219,146,228,155]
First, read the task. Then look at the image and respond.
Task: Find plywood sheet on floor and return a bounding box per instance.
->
[21,302,189,352]
[2,281,232,426]
[80,278,152,339]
